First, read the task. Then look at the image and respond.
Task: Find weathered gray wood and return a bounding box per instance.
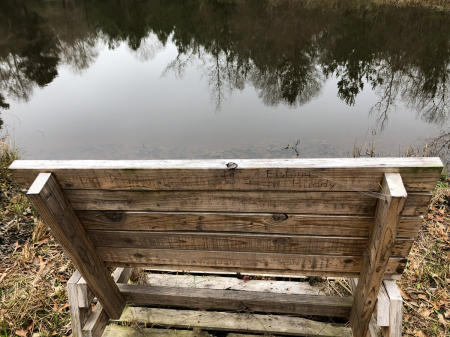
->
[350,173,407,337]
[226,334,270,337]
[118,307,352,337]
[82,267,133,337]
[376,283,391,327]
[117,283,352,317]
[76,277,94,309]
[27,173,125,319]
[112,267,133,284]
[78,211,422,238]
[98,248,407,277]
[145,273,324,295]
[89,230,412,257]
[68,271,88,337]
[10,157,443,192]
[64,189,428,216]
[350,278,390,328]
[144,268,402,279]
[82,302,108,337]
[66,190,374,214]
[349,279,384,337]
[383,280,403,337]
[102,325,212,337]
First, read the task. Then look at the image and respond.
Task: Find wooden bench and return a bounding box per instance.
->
[10,158,443,337]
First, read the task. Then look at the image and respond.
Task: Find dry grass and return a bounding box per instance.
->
[399,182,449,337]
[0,142,73,337]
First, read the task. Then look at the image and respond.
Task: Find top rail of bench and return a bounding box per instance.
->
[10,157,443,192]
[9,157,444,170]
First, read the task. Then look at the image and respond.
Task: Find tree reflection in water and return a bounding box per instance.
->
[0,0,448,131]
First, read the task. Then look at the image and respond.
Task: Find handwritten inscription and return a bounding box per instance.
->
[265,169,336,190]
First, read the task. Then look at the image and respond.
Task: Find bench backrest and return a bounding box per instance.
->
[10,158,443,278]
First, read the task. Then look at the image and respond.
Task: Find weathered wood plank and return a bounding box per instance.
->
[66,190,375,214]
[145,273,324,295]
[102,325,213,337]
[79,211,422,238]
[117,283,352,317]
[349,278,391,329]
[82,302,108,337]
[27,173,125,319]
[76,276,94,309]
[82,267,133,337]
[98,248,407,277]
[118,307,353,337]
[377,283,391,327]
[67,271,88,337]
[383,280,403,337]
[349,279,384,337]
[226,334,269,337]
[10,157,443,192]
[89,230,413,257]
[64,190,428,216]
[350,173,407,337]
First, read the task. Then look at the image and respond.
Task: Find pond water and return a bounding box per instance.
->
[1,0,449,159]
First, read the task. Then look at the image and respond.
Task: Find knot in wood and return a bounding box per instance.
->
[226,162,238,169]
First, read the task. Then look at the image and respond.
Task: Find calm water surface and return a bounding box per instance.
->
[1,0,449,159]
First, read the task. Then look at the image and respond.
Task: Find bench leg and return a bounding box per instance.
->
[68,271,89,337]
[350,279,403,337]
[350,173,407,337]
[27,173,125,318]
[67,268,133,337]
[382,280,403,337]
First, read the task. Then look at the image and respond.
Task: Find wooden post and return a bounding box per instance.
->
[383,280,403,337]
[27,173,125,319]
[67,271,89,337]
[350,173,407,337]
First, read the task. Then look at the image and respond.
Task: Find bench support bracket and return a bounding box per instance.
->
[27,173,125,319]
[350,173,407,337]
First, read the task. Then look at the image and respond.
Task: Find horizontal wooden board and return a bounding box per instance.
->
[98,248,407,277]
[144,273,325,295]
[117,283,353,317]
[89,230,413,257]
[65,190,431,216]
[10,158,443,192]
[79,211,423,238]
[119,307,353,337]
[103,326,213,337]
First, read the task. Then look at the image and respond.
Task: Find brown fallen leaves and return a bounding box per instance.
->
[0,144,74,336]
[399,183,449,337]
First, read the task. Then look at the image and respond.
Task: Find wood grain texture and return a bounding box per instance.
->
[10,157,443,192]
[76,276,94,309]
[64,190,429,216]
[117,283,352,317]
[88,230,413,257]
[383,280,403,337]
[82,267,133,337]
[26,173,125,319]
[67,271,88,337]
[119,307,353,337]
[98,248,407,277]
[376,283,391,327]
[82,302,108,337]
[350,173,407,337]
[144,273,324,295]
[102,325,212,337]
[79,211,422,238]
